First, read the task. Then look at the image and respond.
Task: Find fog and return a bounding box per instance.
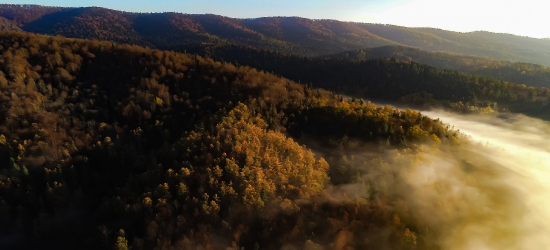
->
[413,110,550,250]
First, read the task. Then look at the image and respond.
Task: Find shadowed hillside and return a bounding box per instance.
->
[200,44,550,120]
[329,45,550,88]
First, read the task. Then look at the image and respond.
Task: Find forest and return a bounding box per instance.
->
[0,4,549,250]
[0,31,465,249]
[328,45,550,88]
[205,45,550,121]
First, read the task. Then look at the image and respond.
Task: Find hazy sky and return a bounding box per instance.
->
[6,0,550,38]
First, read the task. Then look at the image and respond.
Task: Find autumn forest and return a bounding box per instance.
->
[0,3,549,250]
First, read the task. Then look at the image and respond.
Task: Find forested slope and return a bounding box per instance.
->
[207,45,550,120]
[0,5,546,250]
[0,31,464,250]
[0,16,21,31]
[329,45,550,88]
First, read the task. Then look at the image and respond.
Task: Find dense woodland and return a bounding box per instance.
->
[0,31,465,249]
[329,46,550,88]
[206,45,550,120]
[0,4,549,250]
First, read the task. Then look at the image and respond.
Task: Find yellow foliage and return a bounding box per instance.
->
[181,104,329,209]
[180,167,191,176]
[142,197,152,208]
[407,125,428,140]
[430,134,441,144]
[155,97,163,106]
[177,182,187,195]
[404,228,417,245]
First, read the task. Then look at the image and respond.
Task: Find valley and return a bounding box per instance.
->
[0,3,549,250]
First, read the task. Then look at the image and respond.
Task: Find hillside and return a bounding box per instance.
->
[355,25,550,66]
[1,4,550,66]
[328,45,550,88]
[0,16,21,31]
[0,4,548,250]
[0,31,465,250]
[203,44,550,120]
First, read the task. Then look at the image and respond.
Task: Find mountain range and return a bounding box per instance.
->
[1,4,550,67]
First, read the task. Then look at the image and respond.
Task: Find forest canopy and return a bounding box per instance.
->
[0,31,465,250]
[0,4,548,250]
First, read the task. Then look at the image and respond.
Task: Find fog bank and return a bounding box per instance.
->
[419,110,550,250]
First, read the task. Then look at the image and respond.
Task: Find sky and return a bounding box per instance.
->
[5,0,550,38]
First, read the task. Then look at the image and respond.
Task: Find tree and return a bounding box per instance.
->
[115,229,130,250]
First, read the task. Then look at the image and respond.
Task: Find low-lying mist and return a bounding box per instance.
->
[274,102,550,250]
[290,103,550,250]
[404,110,550,250]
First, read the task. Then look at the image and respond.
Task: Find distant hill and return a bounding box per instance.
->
[204,44,550,120]
[1,4,550,66]
[0,16,21,31]
[328,45,550,88]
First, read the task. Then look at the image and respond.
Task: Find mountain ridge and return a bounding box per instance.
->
[1,4,550,66]
[4,4,548,40]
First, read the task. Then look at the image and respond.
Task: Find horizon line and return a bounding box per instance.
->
[2,3,549,40]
